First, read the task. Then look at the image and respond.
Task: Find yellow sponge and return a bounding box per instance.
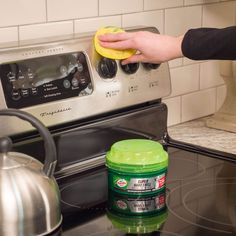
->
[94,26,136,60]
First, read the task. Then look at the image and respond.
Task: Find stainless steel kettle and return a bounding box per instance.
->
[0,109,62,236]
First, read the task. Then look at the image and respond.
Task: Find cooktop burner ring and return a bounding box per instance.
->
[183,181,236,227]
[166,178,236,235]
[60,170,108,211]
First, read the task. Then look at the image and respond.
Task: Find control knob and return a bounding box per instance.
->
[142,63,160,70]
[98,58,117,79]
[120,62,139,74]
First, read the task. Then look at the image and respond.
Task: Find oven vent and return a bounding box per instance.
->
[21,47,64,57]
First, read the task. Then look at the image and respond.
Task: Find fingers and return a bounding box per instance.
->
[99,39,133,50]
[97,31,146,64]
[98,32,133,42]
[98,32,137,50]
[121,54,145,65]
[98,32,135,50]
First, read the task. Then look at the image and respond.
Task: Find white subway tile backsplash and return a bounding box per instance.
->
[200,61,225,89]
[74,16,121,34]
[144,0,183,10]
[216,85,227,110]
[19,21,73,41]
[0,27,18,45]
[163,96,181,126]
[203,1,236,27]
[0,0,46,27]
[169,64,200,97]
[169,58,183,68]
[182,88,216,122]
[122,10,164,33]
[99,0,143,16]
[47,0,98,21]
[165,6,202,35]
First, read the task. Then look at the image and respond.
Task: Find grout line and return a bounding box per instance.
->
[166,85,219,100]
[45,0,48,22]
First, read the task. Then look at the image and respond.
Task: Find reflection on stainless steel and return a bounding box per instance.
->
[0,166,62,235]
[108,189,167,216]
[12,54,79,89]
[107,189,168,235]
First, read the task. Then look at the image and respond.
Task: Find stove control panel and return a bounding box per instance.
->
[0,52,93,108]
[0,26,171,136]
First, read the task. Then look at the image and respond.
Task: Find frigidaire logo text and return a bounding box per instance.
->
[40,107,72,117]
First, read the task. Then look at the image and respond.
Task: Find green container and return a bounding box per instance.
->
[107,208,168,234]
[106,139,168,196]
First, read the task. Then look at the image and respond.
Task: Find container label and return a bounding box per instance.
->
[128,178,155,191]
[109,170,167,194]
[127,174,165,192]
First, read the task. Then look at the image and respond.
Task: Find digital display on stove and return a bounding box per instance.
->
[0,52,93,108]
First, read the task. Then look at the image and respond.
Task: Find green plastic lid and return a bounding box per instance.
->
[107,209,168,234]
[106,139,168,173]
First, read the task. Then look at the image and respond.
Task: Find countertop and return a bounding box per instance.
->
[168,116,236,155]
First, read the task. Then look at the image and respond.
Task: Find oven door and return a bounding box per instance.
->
[12,101,167,179]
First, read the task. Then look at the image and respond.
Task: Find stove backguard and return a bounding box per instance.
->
[13,101,167,179]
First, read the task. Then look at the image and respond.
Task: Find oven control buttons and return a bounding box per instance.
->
[7,72,16,82]
[11,89,21,101]
[0,51,93,109]
[17,70,25,80]
[71,77,79,87]
[142,63,160,70]
[120,62,139,74]
[98,57,117,79]
[63,79,71,89]
[73,72,89,87]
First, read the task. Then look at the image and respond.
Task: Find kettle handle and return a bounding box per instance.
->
[0,109,57,177]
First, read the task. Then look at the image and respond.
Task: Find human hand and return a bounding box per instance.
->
[98,31,184,65]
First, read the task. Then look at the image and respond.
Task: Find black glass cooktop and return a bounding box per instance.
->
[51,146,236,236]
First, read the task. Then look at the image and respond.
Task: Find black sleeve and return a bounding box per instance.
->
[181,26,236,60]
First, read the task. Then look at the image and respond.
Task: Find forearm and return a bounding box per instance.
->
[181,26,236,60]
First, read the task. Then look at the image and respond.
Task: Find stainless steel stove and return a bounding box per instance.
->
[0,26,236,236]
